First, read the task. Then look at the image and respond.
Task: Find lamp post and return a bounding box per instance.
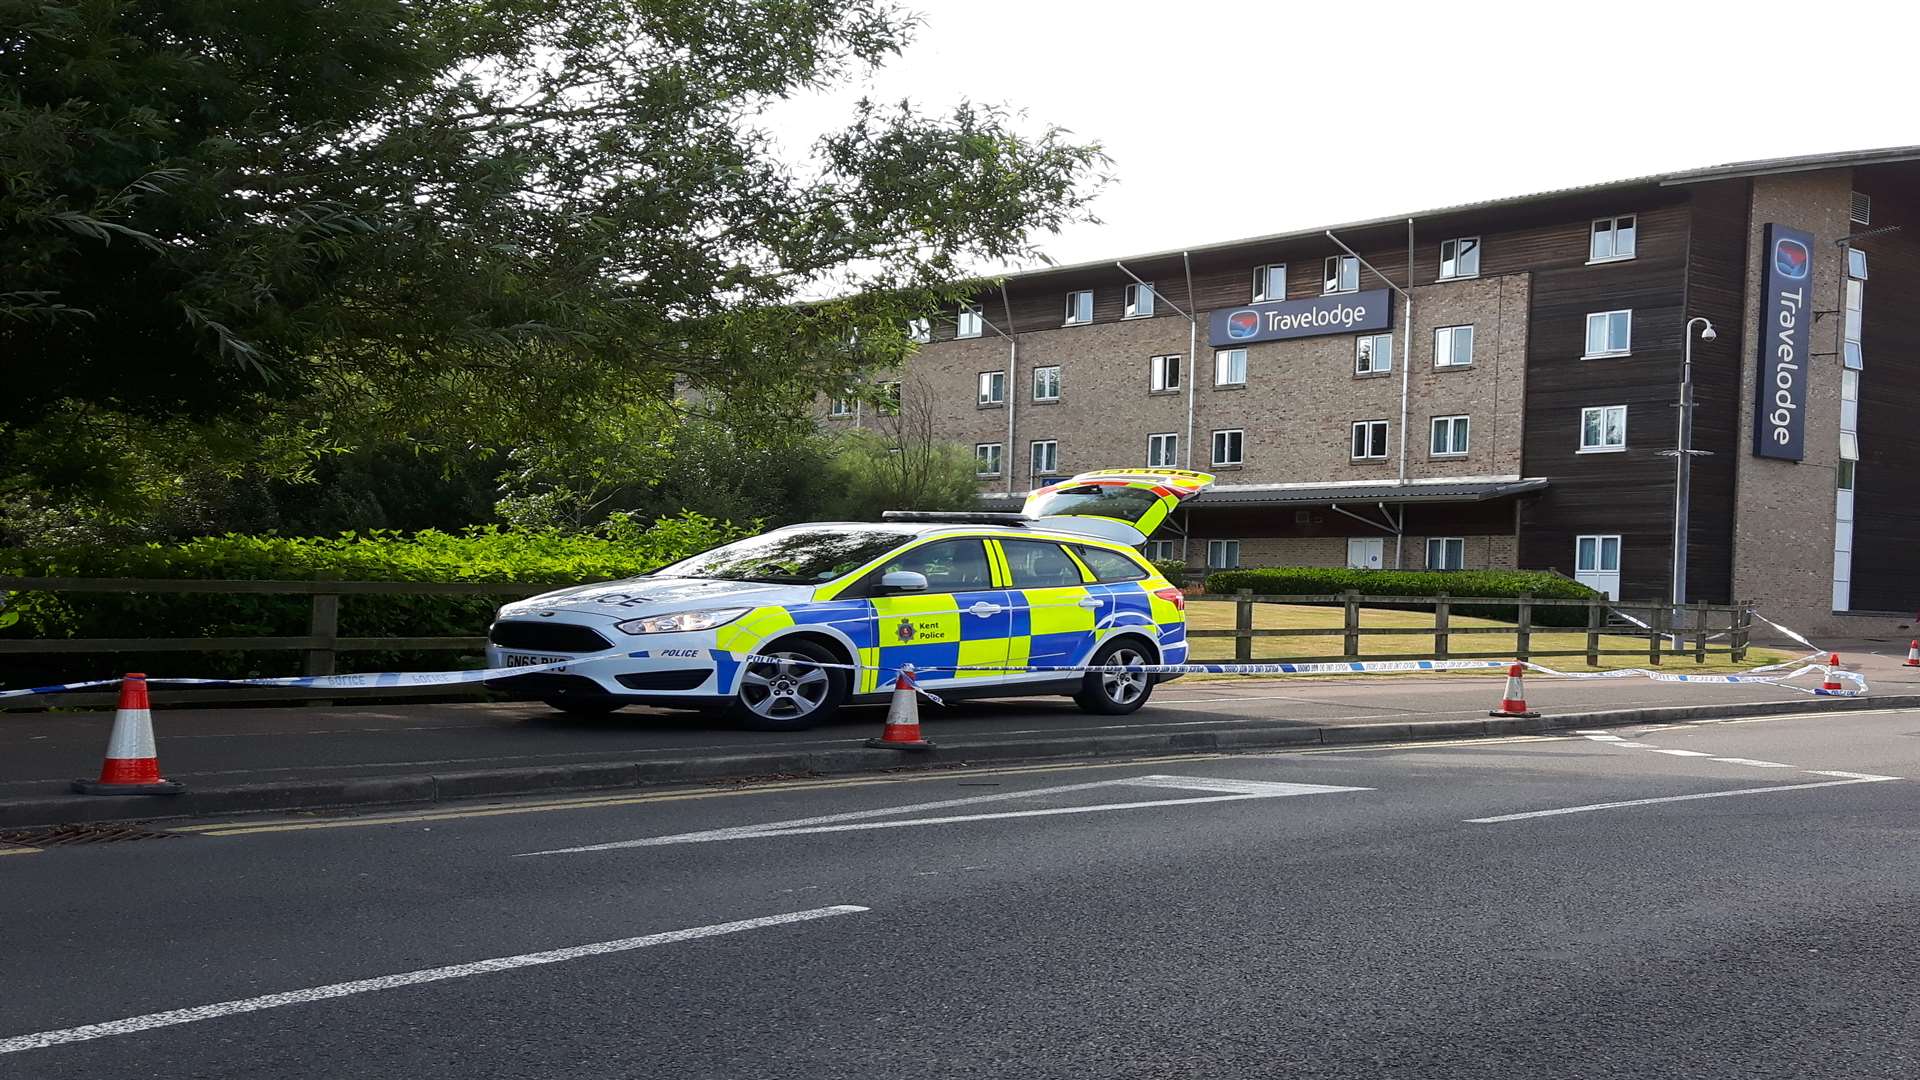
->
[1670,317,1717,614]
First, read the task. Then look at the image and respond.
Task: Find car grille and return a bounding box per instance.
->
[615,670,710,692]
[489,620,613,653]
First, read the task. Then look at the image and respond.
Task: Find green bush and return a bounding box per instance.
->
[1202,567,1600,627]
[0,513,751,685]
[1149,559,1191,584]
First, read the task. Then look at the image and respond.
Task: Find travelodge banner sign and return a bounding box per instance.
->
[1208,289,1394,347]
[1752,222,1814,461]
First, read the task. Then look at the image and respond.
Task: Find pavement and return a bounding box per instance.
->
[3,643,1918,827]
[4,707,1919,1077]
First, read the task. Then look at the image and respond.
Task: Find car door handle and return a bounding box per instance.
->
[1077,598,1102,609]
[967,602,1005,617]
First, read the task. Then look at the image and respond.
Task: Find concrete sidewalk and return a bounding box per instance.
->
[3,645,1914,827]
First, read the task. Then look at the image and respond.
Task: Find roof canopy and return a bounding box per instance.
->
[982,477,1547,512]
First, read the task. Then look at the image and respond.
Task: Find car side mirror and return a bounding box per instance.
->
[877,570,928,594]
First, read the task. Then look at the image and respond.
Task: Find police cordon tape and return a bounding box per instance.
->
[0,610,1867,703]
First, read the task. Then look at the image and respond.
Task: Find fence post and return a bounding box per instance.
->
[1586,599,1603,667]
[1343,590,1361,659]
[1732,602,1751,663]
[1693,603,1708,664]
[1434,593,1450,660]
[305,576,340,678]
[1234,589,1253,663]
[1515,592,1533,662]
[1648,603,1666,666]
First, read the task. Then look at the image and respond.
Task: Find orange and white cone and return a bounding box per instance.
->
[1905,641,1918,668]
[71,674,184,796]
[1489,662,1541,719]
[864,664,934,751]
[1821,653,1846,693]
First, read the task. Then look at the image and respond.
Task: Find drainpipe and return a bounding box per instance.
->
[1325,224,1416,566]
[1000,284,1018,496]
[1184,251,1198,473]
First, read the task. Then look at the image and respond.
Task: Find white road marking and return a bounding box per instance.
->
[1582,734,1626,742]
[1710,758,1794,768]
[0,906,868,1056]
[520,774,1369,855]
[1807,770,1903,781]
[1611,741,1657,748]
[1468,777,1901,823]
[1646,749,1713,757]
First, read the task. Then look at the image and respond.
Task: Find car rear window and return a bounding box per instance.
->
[1074,545,1149,583]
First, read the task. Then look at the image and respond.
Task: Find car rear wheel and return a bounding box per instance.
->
[730,639,848,731]
[1073,637,1156,716]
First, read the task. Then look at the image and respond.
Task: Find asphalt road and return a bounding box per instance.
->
[5,707,1920,1078]
[8,652,1916,794]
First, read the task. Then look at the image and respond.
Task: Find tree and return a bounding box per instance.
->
[0,0,1105,529]
[816,376,983,520]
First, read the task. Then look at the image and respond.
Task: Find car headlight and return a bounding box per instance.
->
[613,608,750,635]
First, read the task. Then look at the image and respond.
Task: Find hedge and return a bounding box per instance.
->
[0,512,751,685]
[1201,567,1601,627]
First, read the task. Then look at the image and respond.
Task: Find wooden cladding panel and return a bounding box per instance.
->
[1846,163,1920,610]
[1675,180,1752,604]
[1516,202,1693,598]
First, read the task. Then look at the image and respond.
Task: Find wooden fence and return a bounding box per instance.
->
[1189,591,1753,666]
[0,576,572,707]
[0,577,1753,707]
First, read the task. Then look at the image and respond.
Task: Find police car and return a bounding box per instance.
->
[486,469,1212,729]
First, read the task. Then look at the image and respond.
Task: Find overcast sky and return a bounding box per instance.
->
[771,0,1920,272]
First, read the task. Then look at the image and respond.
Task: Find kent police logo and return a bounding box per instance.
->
[1774,237,1810,280]
[895,617,916,643]
[1226,310,1260,340]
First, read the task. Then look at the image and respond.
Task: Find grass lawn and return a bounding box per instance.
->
[1182,600,1791,675]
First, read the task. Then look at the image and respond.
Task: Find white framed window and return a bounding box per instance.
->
[1064,290,1093,325]
[1207,539,1241,570]
[1579,405,1627,452]
[974,443,1003,476]
[977,370,1005,406]
[1849,248,1870,280]
[1145,539,1177,562]
[1214,348,1247,387]
[1147,432,1179,468]
[1584,310,1632,357]
[1032,365,1060,402]
[907,318,931,344]
[1211,428,1244,467]
[1123,282,1154,319]
[827,396,852,418]
[1149,354,1182,393]
[1589,215,1637,262]
[1840,430,1860,460]
[1350,419,1389,460]
[957,306,983,338]
[1576,535,1621,572]
[1430,415,1470,457]
[1253,263,1288,302]
[1838,459,1856,491]
[1426,537,1466,570]
[1029,439,1058,477]
[1355,333,1393,375]
[1439,237,1480,280]
[1324,254,1359,294]
[1434,325,1474,368]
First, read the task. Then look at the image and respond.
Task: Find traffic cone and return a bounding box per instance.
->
[71,675,184,796]
[1489,662,1541,719]
[1905,641,1918,668]
[1821,654,1846,693]
[864,664,934,751]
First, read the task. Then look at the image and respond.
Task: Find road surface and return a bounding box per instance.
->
[4,706,1918,1077]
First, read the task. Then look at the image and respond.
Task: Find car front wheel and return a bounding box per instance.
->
[1073,637,1157,716]
[730,639,848,731]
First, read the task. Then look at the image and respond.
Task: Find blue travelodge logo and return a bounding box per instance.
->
[1225,310,1260,340]
[1774,237,1810,279]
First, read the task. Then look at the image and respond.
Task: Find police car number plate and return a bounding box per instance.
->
[504,653,569,668]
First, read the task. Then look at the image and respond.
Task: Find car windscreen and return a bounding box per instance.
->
[652,528,916,584]
[1025,484,1163,523]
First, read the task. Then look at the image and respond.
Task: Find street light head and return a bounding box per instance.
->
[1701,325,1717,342]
